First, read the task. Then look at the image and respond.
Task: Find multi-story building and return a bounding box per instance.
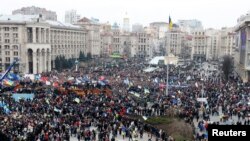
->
[77,17,101,57]
[49,21,87,68]
[12,6,57,21]
[149,22,168,39]
[234,12,250,82]
[205,29,220,60]
[123,13,130,32]
[100,32,112,57]
[134,32,153,58]
[165,29,184,56]
[182,34,193,59]
[219,27,236,58]
[111,29,121,54]
[191,30,208,61]
[0,14,87,74]
[65,10,81,24]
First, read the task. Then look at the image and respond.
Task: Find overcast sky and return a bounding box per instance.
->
[1,0,249,29]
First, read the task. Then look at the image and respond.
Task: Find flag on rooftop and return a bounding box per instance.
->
[169,15,173,30]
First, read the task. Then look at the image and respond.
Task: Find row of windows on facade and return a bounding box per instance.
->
[0,33,18,38]
[192,32,205,35]
[0,39,19,43]
[138,34,148,37]
[0,27,18,32]
[50,40,85,44]
[0,45,19,50]
[51,45,86,53]
[0,57,18,62]
[51,32,86,38]
[51,34,85,39]
[194,46,207,48]
[194,51,206,54]
[51,48,86,52]
[0,51,19,56]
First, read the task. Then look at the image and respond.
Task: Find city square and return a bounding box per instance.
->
[0,1,250,141]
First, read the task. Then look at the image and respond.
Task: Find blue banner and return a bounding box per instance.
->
[12,93,34,101]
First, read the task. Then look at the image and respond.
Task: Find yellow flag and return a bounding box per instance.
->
[169,16,173,30]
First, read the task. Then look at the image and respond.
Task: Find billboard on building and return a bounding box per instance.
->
[240,28,246,65]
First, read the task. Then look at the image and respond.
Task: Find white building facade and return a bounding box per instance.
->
[65,10,81,24]
[77,17,101,57]
[191,30,208,61]
[0,15,87,74]
[219,27,236,58]
[234,12,250,82]
[165,30,184,56]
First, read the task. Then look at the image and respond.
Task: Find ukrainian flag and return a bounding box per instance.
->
[169,16,173,30]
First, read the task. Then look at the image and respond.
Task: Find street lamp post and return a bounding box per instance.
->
[75,59,79,72]
[166,56,169,96]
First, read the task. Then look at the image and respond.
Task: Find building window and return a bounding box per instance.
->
[5,57,10,62]
[12,27,18,32]
[13,39,18,43]
[5,39,10,43]
[13,33,18,38]
[4,45,10,49]
[4,27,9,31]
[13,45,18,50]
[13,51,18,56]
[4,33,9,38]
[5,51,10,55]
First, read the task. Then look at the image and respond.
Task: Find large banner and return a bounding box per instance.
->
[240,28,246,65]
[12,93,34,101]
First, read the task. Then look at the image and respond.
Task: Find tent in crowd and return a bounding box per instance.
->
[149,54,178,66]
[143,67,158,72]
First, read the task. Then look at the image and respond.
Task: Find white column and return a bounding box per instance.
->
[44,51,47,72]
[25,51,29,73]
[47,28,50,44]
[32,27,36,43]
[38,51,43,73]
[48,50,51,72]
[38,28,41,43]
[44,28,47,43]
[33,51,37,74]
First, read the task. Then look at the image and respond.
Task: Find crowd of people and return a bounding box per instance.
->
[0,58,249,141]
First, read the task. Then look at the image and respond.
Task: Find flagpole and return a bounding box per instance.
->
[166,58,169,96]
[166,15,172,96]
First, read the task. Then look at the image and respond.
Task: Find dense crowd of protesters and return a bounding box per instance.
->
[0,58,249,141]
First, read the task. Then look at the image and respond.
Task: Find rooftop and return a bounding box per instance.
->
[0,14,80,28]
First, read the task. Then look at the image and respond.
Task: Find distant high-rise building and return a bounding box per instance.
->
[123,12,130,32]
[65,10,81,24]
[12,6,57,21]
[149,22,168,39]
